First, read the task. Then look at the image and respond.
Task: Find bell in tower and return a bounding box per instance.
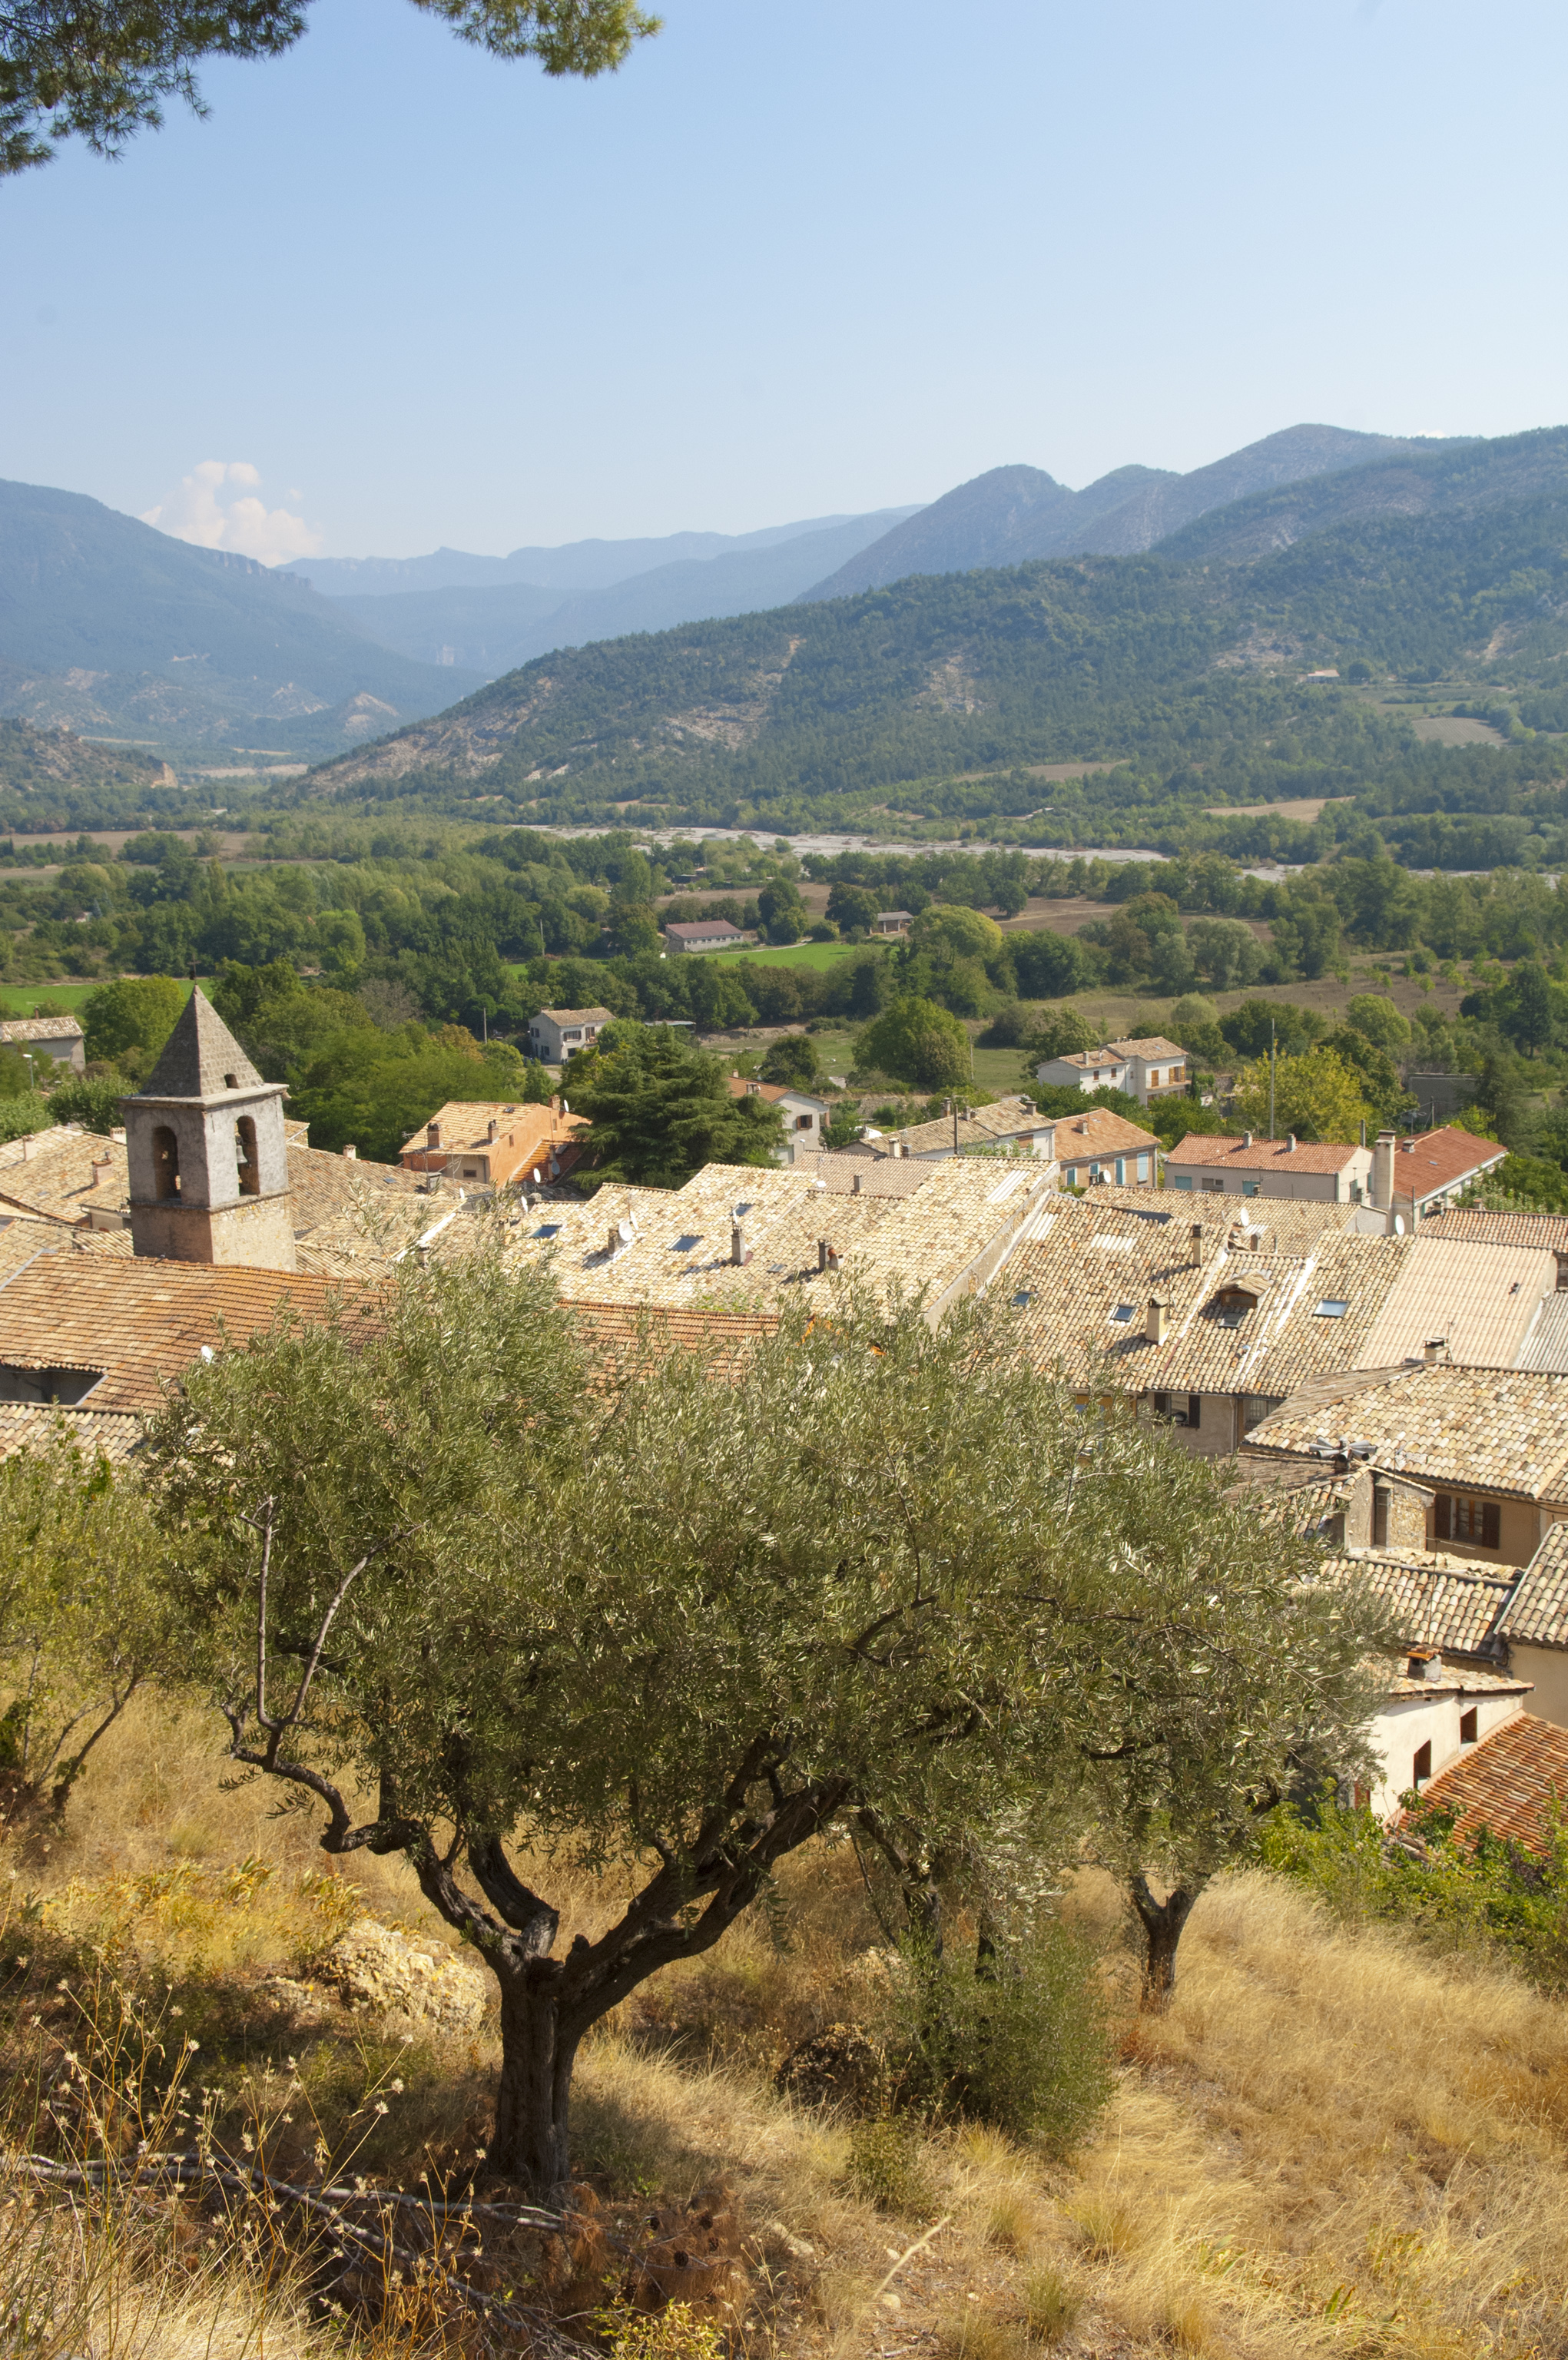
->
[123,988,297,1270]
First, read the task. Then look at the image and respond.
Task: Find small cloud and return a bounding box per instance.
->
[141,460,323,568]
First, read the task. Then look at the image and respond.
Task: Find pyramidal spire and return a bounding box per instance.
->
[138,986,264,1100]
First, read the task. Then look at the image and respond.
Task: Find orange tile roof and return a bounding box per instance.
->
[0,1255,366,1413]
[400,1102,587,1188]
[1052,1108,1161,1158]
[1166,1132,1364,1175]
[1394,1125,1507,1200]
[1415,1712,1568,1853]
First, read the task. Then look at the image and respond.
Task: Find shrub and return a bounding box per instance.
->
[48,1073,128,1134]
[1020,2264,1086,2344]
[846,2116,938,2216]
[0,1091,50,1143]
[1260,1789,1568,1989]
[890,1922,1113,2152]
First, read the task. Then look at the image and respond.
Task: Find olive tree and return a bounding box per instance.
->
[0,1434,175,1812]
[147,1254,1361,2196]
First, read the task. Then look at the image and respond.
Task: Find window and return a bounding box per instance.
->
[1207,1286,1258,1331]
[1241,1181,1259,1198]
[532,1223,561,1239]
[1460,1708,1478,1744]
[1011,1290,1033,1308]
[1109,1304,1135,1324]
[1153,1392,1201,1429]
[1434,1493,1501,1549]
[1172,1174,1192,1190]
[671,1235,702,1252]
[1202,1176,1225,1193]
[1241,1394,1284,1433]
[0,1363,103,1405]
[152,1122,180,1200]
[1115,1158,1126,1185]
[797,1114,813,1129]
[235,1114,259,1196]
[1148,1070,1160,1089]
[1314,1298,1350,1319]
[1372,1483,1389,1547]
[1137,1154,1150,1180]
[1412,1741,1432,1786]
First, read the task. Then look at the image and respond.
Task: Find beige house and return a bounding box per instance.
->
[1034,1035,1187,1107]
[0,1014,86,1073]
[1165,1130,1374,1205]
[727,1074,830,1162]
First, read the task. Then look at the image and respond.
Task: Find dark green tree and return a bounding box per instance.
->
[759,1032,820,1089]
[569,1022,784,1187]
[2,0,658,174]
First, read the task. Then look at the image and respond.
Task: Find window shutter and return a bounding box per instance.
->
[1483,1500,1500,1549]
[1434,1494,1452,1540]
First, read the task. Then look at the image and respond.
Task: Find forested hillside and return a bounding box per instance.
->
[0,479,484,759]
[311,426,1568,853]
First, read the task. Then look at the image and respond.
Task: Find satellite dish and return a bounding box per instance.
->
[1394,1215,1406,1235]
[616,1218,636,1245]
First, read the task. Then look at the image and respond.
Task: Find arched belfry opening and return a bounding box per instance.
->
[151,1125,180,1199]
[236,1115,260,1196]
[124,987,297,1270]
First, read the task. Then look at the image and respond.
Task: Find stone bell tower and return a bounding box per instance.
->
[123,988,297,1270]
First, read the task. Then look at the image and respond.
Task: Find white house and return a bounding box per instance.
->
[0,1014,86,1074]
[1165,1131,1374,1204]
[728,1075,830,1163]
[1034,1036,1188,1108]
[526,1006,615,1065]
[665,919,748,953]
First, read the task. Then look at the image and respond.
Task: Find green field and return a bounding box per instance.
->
[711,940,880,972]
[0,978,201,1020]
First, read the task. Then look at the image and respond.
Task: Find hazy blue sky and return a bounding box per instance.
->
[5,0,1567,562]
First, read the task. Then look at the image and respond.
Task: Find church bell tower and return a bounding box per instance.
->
[123,988,297,1270]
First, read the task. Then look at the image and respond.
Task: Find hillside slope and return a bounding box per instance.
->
[309,426,1568,829]
[0,480,485,759]
[330,511,922,674]
[805,426,1462,598]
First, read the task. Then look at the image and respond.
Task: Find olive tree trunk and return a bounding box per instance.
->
[1127,1871,1202,2011]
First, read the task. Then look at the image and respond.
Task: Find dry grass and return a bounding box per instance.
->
[7,1704,1568,2356]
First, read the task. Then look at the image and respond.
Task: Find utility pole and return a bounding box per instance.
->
[1268,1019,1276,1142]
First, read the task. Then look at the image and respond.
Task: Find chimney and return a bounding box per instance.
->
[1372,1129,1396,1211]
[731,1217,751,1267]
[1241,1131,1253,1149]
[851,1172,862,1195]
[1189,1221,1204,1264]
[427,1121,441,1151]
[342,1143,357,1161]
[550,1095,559,1113]
[89,1150,112,1187]
[1145,1296,1170,1344]
[487,1119,499,1142]
[1285,1133,1298,1154]
[817,1237,839,1273]
[1423,1335,1447,1365]
[1556,1248,1568,1294]
[1406,1649,1444,1684]
[1400,1136,1415,1155]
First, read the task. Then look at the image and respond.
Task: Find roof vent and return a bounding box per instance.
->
[1241,1130,1253,1149]
[343,1143,357,1161]
[1423,1334,1447,1364]
[224,1072,239,1092]
[1285,1133,1298,1154]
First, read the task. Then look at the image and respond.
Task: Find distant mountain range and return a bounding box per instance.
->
[0,480,486,762]
[287,511,920,675]
[799,426,1467,601]
[311,424,1568,826]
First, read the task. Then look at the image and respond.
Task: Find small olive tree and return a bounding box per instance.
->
[147,1255,1362,2196]
[0,1434,175,1811]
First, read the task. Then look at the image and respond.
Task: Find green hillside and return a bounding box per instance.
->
[0,479,486,761]
[310,426,1568,850]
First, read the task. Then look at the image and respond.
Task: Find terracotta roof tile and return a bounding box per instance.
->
[1498,1520,1568,1650]
[1105,1036,1185,1060]
[1318,1550,1518,1656]
[1414,1712,1568,1852]
[1388,1125,1508,1199]
[1361,1239,1554,1371]
[1166,1132,1364,1175]
[1079,1186,1359,1251]
[1247,1365,1568,1503]
[1419,1207,1568,1253]
[0,1255,365,1413]
[538,1005,615,1026]
[883,1095,1062,1159]
[0,1402,144,1464]
[1050,1109,1162,1158]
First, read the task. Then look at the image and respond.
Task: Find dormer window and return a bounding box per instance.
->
[1206,1284,1259,1330]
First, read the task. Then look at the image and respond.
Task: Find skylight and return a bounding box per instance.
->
[1109,1304,1135,1324]
[672,1235,702,1252]
[1314,1298,1350,1318]
[1011,1290,1033,1308]
[532,1223,561,1239]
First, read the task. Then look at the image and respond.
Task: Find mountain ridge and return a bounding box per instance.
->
[801,426,1470,600]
